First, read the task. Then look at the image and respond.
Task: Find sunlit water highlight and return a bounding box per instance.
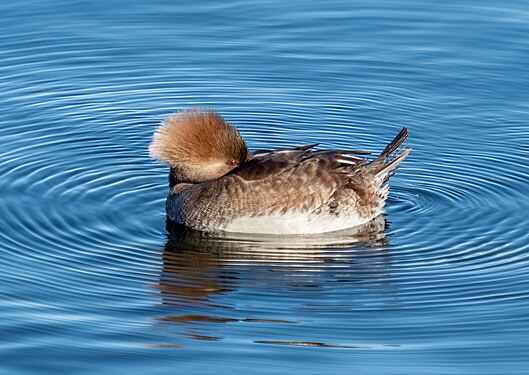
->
[1,1,529,374]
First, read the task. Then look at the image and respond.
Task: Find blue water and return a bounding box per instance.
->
[2,0,529,374]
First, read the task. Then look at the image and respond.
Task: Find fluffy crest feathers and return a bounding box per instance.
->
[149,109,249,183]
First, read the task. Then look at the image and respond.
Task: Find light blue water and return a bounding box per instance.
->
[1,1,529,374]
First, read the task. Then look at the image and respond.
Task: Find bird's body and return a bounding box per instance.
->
[150,109,410,234]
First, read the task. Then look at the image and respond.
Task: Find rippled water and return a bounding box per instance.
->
[2,0,529,374]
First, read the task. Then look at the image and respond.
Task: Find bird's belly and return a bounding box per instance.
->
[221,211,374,234]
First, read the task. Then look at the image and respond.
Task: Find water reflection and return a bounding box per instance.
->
[155,216,394,342]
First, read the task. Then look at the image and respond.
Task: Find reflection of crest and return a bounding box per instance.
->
[154,216,393,342]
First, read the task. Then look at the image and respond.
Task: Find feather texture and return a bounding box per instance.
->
[150,109,410,234]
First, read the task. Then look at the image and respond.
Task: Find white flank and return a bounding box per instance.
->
[222,211,378,235]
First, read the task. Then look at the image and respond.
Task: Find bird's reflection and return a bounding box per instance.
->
[154,216,394,342]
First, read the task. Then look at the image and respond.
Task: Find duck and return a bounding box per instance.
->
[149,108,410,234]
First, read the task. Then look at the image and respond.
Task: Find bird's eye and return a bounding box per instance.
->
[227,160,239,167]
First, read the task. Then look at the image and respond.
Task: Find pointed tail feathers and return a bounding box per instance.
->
[371,127,411,183]
[380,127,408,157]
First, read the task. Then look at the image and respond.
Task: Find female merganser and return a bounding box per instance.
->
[150,109,410,234]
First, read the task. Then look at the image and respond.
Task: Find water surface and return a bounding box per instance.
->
[1,1,529,374]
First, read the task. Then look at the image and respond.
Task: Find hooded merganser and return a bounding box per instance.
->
[150,109,410,234]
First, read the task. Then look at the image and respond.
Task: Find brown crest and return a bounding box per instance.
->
[149,109,249,183]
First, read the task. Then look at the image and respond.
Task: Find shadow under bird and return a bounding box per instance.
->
[150,109,410,234]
